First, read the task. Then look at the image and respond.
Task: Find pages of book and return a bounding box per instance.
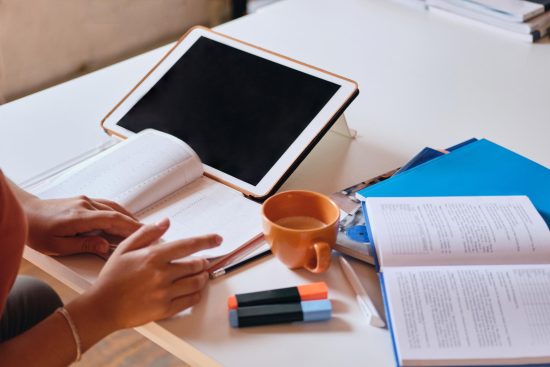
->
[38,129,203,213]
[365,196,550,268]
[443,0,544,22]
[428,0,550,34]
[35,129,262,258]
[135,175,262,258]
[383,264,550,365]
[429,6,540,41]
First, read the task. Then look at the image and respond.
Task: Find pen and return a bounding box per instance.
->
[210,249,272,279]
[338,256,385,328]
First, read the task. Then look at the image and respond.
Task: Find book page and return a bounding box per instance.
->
[366,196,550,268]
[383,265,550,366]
[136,176,262,258]
[36,129,203,213]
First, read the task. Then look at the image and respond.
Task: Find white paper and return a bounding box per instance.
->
[445,0,543,21]
[366,196,550,267]
[383,265,550,365]
[37,129,203,214]
[137,176,262,258]
[35,129,262,258]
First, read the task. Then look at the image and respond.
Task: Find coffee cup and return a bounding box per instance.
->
[261,190,340,273]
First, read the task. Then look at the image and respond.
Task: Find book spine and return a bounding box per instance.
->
[378,273,401,367]
[362,201,381,271]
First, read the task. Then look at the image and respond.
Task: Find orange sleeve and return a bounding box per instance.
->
[0,170,27,316]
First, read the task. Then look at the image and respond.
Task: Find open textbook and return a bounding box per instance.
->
[364,196,550,366]
[35,129,263,259]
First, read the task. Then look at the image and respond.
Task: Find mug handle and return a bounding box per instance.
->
[304,241,332,273]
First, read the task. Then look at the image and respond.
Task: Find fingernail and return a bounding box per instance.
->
[214,235,223,245]
[155,218,170,230]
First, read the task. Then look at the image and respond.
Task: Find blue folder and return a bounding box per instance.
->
[356,139,550,227]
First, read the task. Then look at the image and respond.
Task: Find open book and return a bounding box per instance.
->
[35,129,263,260]
[364,196,550,366]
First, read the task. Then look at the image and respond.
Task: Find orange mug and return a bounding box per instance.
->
[261,190,340,273]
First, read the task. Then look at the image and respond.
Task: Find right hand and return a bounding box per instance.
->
[83,218,222,330]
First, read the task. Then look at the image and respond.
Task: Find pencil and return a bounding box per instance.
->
[338,256,385,328]
[209,249,272,279]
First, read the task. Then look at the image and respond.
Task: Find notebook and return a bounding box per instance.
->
[356,139,550,227]
[34,129,263,261]
[437,0,545,22]
[364,195,550,366]
[428,0,550,35]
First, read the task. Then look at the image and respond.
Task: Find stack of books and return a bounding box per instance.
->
[426,0,550,42]
[332,137,550,264]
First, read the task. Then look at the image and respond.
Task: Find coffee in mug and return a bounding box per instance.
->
[262,190,340,273]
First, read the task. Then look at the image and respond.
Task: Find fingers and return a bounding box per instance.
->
[115,218,170,254]
[64,210,142,237]
[168,272,209,299]
[50,236,110,256]
[155,234,222,262]
[165,292,202,318]
[167,258,209,281]
[91,198,137,220]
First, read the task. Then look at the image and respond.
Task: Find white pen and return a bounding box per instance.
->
[338,256,386,328]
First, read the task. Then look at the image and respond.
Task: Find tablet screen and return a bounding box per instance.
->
[117,36,340,185]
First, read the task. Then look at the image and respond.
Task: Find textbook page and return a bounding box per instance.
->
[366,196,550,268]
[35,129,262,258]
[136,175,262,258]
[36,129,203,214]
[383,264,550,366]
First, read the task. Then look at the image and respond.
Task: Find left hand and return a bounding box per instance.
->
[23,195,142,256]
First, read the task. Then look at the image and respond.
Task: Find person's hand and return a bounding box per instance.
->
[81,218,222,329]
[23,195,142,257]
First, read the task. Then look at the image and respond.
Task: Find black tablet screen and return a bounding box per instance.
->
[118,36,340,185]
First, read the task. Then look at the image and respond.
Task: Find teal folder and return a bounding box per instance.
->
[356,139,550,227]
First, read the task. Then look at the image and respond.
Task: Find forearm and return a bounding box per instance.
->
[0,293,115,366]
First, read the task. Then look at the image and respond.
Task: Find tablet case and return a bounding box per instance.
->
[100,26,359,201]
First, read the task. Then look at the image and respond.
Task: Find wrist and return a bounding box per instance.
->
[65,289,118,352]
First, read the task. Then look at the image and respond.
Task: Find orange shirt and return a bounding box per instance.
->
[0,170,27,316]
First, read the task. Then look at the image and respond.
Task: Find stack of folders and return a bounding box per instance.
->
[331,138,477,265]
[426,0,550,42]
[333,137,550,264]
[352,139,550,365]
[356,138,550,226]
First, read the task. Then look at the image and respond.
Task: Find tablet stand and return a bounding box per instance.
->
[23,115,356,192]
[330,114,356,139]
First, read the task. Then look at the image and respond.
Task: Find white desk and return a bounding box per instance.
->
[1,0,549,365]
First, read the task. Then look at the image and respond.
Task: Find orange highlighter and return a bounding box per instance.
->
[227,282,328,310]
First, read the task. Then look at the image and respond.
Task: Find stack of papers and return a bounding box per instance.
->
[426,0,550,41]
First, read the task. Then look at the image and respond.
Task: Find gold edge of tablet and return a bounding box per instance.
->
[203,172,255,198]
[205,89,359,200]
[99,25,359,199]
[100,26,205,137]
[207,27,359,89]
[100,25,358,137]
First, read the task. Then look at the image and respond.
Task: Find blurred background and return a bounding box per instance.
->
[0,0,279,105]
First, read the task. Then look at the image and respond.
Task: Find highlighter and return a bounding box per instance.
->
[229,299,332,328]
[227,282,328,310]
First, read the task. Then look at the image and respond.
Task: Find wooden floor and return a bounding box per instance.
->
[18,260,188,367]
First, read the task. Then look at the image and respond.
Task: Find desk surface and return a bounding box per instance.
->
[1,0,549,366]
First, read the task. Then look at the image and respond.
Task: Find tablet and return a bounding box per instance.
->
[101,26,358,200]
